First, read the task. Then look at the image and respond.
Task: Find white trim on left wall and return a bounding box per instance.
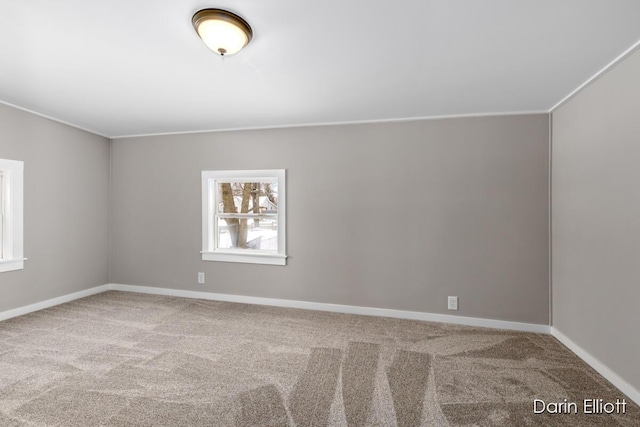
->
[0,284,110,321]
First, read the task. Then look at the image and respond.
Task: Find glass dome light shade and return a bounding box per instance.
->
[192,9,253,56]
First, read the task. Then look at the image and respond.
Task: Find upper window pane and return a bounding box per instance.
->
[216,181,278,215]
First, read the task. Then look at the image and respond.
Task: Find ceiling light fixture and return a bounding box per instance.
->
[192,9,253,56]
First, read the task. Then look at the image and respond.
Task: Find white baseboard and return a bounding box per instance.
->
[108,283,550,334]
[0,284,110,322]
[551,327,640,406]
[4,283,638,406]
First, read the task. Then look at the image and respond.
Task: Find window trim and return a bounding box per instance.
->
[201,169,286,266]
[0,158,25,273]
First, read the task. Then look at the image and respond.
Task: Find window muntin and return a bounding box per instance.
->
[202,170,286,265]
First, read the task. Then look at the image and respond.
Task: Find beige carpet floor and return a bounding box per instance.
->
[0,291,637,426]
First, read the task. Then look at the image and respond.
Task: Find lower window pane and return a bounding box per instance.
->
[217,217,278,250]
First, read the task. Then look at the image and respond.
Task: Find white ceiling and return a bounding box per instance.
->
[1,1,639,138]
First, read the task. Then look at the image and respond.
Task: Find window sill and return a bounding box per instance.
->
[201,251,286,266]
[0,258,27,273]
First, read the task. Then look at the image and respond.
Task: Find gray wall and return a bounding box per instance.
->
[552,48,640,390]
[111,114,550,324]
[0,103,110,312]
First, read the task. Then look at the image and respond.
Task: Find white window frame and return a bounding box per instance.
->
[201,169,286,266]
[0,158,25,273]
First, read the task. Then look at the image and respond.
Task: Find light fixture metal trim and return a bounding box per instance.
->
[192,8,253,56]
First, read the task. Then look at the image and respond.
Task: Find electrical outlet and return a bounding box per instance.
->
[448,296,458,311]
[198,272,205,284]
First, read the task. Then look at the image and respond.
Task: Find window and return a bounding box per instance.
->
[201,169,286,265]
[0,158,25,273]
